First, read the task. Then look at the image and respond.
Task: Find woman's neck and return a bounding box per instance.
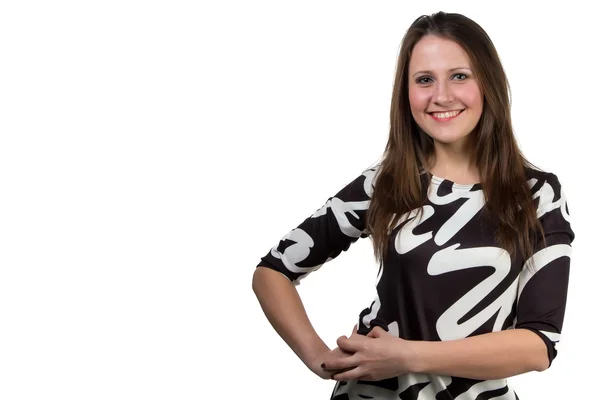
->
[425,151,480,185]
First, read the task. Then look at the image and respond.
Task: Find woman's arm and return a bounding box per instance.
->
[252,166,378,378]
[252,266,331,378]
[325,326,547,382]
[408,328,548,379]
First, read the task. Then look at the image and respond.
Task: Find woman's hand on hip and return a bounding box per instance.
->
[322,326,415,381]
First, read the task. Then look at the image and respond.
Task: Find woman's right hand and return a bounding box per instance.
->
[306,325,359,380]
[307,346,355,379]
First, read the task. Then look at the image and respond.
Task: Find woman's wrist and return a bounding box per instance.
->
[300,339,330,367]
[396,339,426,374]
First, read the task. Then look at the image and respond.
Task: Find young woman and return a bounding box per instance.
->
[252,11,574,400]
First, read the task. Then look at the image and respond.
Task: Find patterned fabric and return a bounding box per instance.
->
[256,164,574,399]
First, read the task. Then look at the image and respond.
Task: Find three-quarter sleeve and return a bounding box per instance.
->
[514,173,575,368]
[256,165,379,285]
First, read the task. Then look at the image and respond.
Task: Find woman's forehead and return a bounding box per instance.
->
[409,36,472,73]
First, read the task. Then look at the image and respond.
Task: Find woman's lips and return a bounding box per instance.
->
[428,109,464,122]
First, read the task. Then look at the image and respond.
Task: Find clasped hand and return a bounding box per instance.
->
[321,325,414,381]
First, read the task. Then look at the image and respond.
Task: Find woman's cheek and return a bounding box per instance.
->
[408,90,429,112]
[459,83,483,108]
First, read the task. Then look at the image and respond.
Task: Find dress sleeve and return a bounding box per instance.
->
[514,173,575,368]
[256,165,379,286]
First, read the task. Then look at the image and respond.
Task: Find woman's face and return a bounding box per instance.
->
[408,35,483,148]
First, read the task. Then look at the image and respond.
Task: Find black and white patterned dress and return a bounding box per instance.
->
[256,164,574,400]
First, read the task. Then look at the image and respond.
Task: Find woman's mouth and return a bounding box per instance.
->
[428,109,464,122]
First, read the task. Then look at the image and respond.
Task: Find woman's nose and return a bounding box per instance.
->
[433,82,455,104]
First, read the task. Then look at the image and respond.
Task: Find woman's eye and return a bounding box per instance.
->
[452,73,468,80]
[416,77,432,84]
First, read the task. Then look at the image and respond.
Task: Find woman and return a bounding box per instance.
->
[252,11,574,399]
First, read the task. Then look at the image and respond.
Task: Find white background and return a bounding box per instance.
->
[0,1,597,399]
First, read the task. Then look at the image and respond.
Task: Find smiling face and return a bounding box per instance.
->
[408,35,483,149]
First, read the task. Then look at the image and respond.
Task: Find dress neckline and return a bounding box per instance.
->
[421,169,483,191]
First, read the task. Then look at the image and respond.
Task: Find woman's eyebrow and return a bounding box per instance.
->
[411,67,472,78]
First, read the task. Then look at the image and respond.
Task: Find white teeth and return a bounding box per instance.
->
[432,110,461,118]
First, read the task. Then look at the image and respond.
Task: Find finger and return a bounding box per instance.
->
[336,336,347,350]
[322,353,360,371]
[321,365,354,374]
[338,334,369,352]
[333,345,354,356]
[331,366,365,382]
[367,326,386,338]
[338,347,354,356]
[351,324,358,335]
[337,336,357,353]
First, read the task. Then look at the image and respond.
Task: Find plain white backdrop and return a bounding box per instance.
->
[0,1,597,399]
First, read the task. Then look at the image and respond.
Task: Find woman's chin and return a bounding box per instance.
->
[427,132,472,145]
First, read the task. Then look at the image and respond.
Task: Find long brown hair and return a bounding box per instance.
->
[366,11,545,273]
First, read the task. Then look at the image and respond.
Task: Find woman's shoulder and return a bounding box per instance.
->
[524,165,562,189]
[523,166,569,213]
[362,161,382,175]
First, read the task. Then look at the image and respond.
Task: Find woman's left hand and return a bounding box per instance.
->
[322,326,417,381]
